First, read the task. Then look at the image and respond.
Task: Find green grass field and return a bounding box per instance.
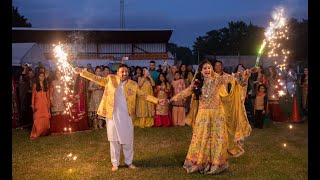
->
[12,121,308,180]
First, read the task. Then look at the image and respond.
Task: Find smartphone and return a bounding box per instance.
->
[145,70,150,76]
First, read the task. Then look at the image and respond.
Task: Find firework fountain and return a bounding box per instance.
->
[255,7,290,97]
[53,43,80,162]
[53,43,77,123]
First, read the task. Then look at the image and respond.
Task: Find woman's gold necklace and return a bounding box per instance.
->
[202,79,212,98]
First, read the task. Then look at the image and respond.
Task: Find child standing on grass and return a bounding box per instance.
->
[171,71,186,126]
[254,84,268,129]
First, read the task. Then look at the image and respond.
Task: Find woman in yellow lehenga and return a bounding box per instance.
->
[170,60,252,174]
[134,67,156,128]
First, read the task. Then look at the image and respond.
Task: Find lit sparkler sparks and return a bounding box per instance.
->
[278,90,286,97]
[255,7,290,68]
[283,143,287,147]
[256,7,291,98]
[53,43,76,117]
[63,153,78,161]
[265,7,289,67]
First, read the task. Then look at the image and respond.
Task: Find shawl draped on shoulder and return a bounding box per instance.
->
[220,78,252,157]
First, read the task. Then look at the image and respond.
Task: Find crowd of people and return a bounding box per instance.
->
[12,61,198,137]
[11,59,308,174]
[12,60,308,134]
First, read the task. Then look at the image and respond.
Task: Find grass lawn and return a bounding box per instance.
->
[12,121,308,180]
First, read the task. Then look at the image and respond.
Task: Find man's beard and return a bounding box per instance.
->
[121,76,128,81]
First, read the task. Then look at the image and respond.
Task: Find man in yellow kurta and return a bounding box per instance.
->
[73,64,165,171]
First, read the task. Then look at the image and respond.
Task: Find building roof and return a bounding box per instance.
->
[12,43,37,65]
[12,43,50,69]
[12,27,174,43]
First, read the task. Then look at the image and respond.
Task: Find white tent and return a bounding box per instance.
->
[12,43,50,70]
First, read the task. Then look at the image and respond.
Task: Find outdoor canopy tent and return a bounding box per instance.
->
[12,43,50,70]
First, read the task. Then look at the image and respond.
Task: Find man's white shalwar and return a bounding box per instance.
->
[106,81,133,144]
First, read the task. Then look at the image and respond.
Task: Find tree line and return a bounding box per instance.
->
[168,19,307,65]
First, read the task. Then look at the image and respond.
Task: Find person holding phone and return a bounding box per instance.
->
[134,67,156,128]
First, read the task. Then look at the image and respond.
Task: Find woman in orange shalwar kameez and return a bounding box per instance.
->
[30,72,51,139]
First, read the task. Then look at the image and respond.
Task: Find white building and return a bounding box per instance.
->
[12,27,175,71]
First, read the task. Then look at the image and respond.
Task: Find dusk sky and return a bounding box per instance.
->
[12,0,308,48]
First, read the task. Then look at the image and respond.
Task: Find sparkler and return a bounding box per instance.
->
[256,7,291,97]
[255,40,266,67]
[265,7,290,98]
[53,43,76,118]
[256,7,289,68]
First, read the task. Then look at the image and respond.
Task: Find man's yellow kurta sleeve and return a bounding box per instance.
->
[80,70,108,87]
[136,88,158,104]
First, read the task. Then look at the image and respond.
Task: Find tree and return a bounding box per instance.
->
[191,19,307,64]
[167,43,195,65]
[286,18,308,62]
[12,6,32,27]
[192,21,264,56]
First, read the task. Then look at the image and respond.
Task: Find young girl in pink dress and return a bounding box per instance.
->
[154,73,172,127]
[171,71,186,126]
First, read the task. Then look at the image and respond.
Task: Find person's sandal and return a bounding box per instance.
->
[111,166,118,171]
[127,164,137,169]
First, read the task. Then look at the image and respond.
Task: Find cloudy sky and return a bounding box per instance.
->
[13,0,308,48]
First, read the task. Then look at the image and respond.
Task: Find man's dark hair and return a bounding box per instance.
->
[150,60,156,64]
[214,60,223,66]
[117,63,128,70]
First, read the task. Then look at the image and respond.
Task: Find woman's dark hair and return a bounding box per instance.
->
[157,72,168,87]
[257,83,267,92]
[174,71,181,75]
[193,60,212,99]
[233,64,246,74]
[258,65,265,74]
[300,67,308,85]
[135,66,143,77]
[35,72,48,92]
[103,66,110,71]
[179,63,190,79]
[74,68,85,94]
[267,66,277,80]
[95,66,101,72]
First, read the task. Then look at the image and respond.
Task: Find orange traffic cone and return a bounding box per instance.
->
[291,95,301,123]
